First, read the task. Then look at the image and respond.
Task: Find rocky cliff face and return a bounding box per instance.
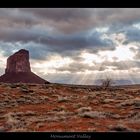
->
[0,49,49,84]
[5,49,31,73]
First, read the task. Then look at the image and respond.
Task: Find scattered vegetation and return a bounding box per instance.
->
[9,84,17,88]
[0,82,140,132]
[108,124,132,132]
[77,107,92,113]
[58,96,69,103]
[101,77,114,90]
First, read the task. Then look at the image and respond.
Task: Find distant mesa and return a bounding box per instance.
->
[0,49,50,84]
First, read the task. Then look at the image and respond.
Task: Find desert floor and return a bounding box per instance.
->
[0,83,140,132]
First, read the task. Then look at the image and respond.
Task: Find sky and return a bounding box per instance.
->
[0,8,140,85]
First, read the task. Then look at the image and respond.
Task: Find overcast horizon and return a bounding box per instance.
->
[0,8,140,85]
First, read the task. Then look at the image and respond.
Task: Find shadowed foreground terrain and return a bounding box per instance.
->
[0,83,140,132]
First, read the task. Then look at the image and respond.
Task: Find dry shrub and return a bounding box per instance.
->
[101,78,113,90]
[77,107,92,113]
[58,96,69,103]
[79,111,106,119]
[108,124,132,132]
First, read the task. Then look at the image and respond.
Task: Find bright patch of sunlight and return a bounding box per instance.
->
[95,27,109,33]
[98,45,136,62]
[81,51,104,65]
[32,55,73,74]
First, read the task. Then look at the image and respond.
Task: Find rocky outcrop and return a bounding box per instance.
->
[0,49,49,84]
[5,49,31,73]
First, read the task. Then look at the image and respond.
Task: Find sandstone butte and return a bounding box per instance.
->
[0,49,49,84]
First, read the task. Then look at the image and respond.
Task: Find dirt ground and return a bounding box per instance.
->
[0,83,140,132]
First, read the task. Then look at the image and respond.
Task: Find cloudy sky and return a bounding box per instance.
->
[0,8,140,85]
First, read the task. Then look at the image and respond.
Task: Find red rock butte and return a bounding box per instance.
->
[0,49,50,84]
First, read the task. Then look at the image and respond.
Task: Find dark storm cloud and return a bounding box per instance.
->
[19,8,140,33]
[0,26,50,43]
[107,25,140,44]
[0,25,113,47]
[98,60,140,71]
[54,60,140,74]
[0,41,51,60]
[56,62,108,73]
[0,8,39,27]
[0,25,114,59]
[1,8,140,33]
[41,31,114,53]
[0,8,140,61]
[124,26,140,43]
[107,23,140,45]
[21,8,92,22]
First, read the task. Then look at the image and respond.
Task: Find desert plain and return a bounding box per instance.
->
[0,83,140,132]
